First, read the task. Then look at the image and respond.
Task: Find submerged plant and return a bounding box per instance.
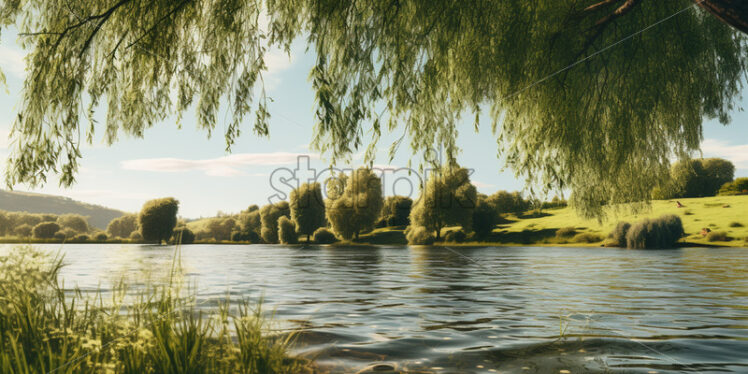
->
[0,246,309,373]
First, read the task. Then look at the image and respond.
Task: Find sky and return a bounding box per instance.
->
[0,26,746,219]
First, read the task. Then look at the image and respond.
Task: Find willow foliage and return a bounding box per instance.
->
[1,0,746,217]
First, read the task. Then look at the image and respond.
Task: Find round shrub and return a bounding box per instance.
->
[93,232,108,241]
[607,222,631,247]
[706,231,732,242]
[53,232,66,240]
[14,224,32,238]
[312,227,337,244]
[573,232,603,243]
[32,222,60,239]
[728,221,743,228]
[172,227,195,244]
[277,216,298,244]
[129,231,143,242]
[555,226,577,238]
[405,225,435,245]
[625,214,684,249]
[73,234,89,242]
[444,229,467,243]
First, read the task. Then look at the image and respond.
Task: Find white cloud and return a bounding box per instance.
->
[0,45,25,78]
[700,139,748,169]
[121,152,318,177]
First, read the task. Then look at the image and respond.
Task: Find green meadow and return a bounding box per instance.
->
[351,196,748,248]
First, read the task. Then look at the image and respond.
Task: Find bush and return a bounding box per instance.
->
[73,234,90,242]
[443,229,467,243]
[312,227,337,244]
[53,232,66,240]
[573,233,603,243]
[405,226,435,245]
[13,224,32,238]
[706,231,732,242]
[718,177,748,196]
[472,196,497,238]
[32,222,60,239]
[93,232,108,241]
[555,226,577,238]
[56,214,89,233]
[138,198,179,244]
[172,227,195,244]
[277,216,298,244]
[728,221,743,228]
[607,222,631,247]
[129,231,143,242]
[625,215,684,249]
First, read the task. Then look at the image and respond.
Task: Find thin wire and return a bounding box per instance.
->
[498,0,705,104]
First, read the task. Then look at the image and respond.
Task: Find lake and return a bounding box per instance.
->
[2,244,747,373]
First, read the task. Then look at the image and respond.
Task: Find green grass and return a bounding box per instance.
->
[0,246,312,373]
[485,195,748,247]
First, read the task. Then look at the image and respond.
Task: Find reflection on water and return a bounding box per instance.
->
[2,244,747,373]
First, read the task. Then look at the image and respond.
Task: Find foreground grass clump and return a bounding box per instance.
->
[0,246,308,374]
[622,215,684,249]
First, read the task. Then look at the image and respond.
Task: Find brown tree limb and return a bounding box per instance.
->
[697,0,748,34]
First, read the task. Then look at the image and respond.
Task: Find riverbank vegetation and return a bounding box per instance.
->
[1,161,746,249]
[0,245,311,373]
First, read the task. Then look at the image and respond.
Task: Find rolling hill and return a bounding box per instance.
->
[0,189,126,229]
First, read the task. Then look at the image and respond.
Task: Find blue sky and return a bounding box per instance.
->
[1,28,746,218]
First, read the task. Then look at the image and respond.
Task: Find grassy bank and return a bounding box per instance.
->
[348,196,748,248]
[0,246,312,373]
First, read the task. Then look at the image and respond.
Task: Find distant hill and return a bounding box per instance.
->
[0,189,126,229]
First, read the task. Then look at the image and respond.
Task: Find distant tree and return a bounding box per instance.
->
[0,211,9,236]
[719,177,748,196]
[290,183,326,243]
[172,227,195,245]
[206,217,237,241]
[246,205,260,212]
[381,196,412,227]
[260,201,290,244]
[701,158,735,196]
[39,214,58,222]
[658,158,736,198]
[472,194,498,238]
[410,167,477,239]
[238,210,261,236]
[326,168,383,240]
[57,214,89,233]
[487,191,531,215]
[278,216,298,244]
[14,224,32,238]
[32,222,60,239]
[138,198,179,244]
[9,212,43,228]
[107,214,139,238]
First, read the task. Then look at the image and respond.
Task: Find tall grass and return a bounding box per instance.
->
[0,246,310,374]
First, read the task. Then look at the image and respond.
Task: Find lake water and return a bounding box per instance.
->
[3,244,747,373]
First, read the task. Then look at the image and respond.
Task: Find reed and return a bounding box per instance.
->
[0,245,310,373]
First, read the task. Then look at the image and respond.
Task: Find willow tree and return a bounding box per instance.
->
[1,1,746,218]
[410,167,477,239]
